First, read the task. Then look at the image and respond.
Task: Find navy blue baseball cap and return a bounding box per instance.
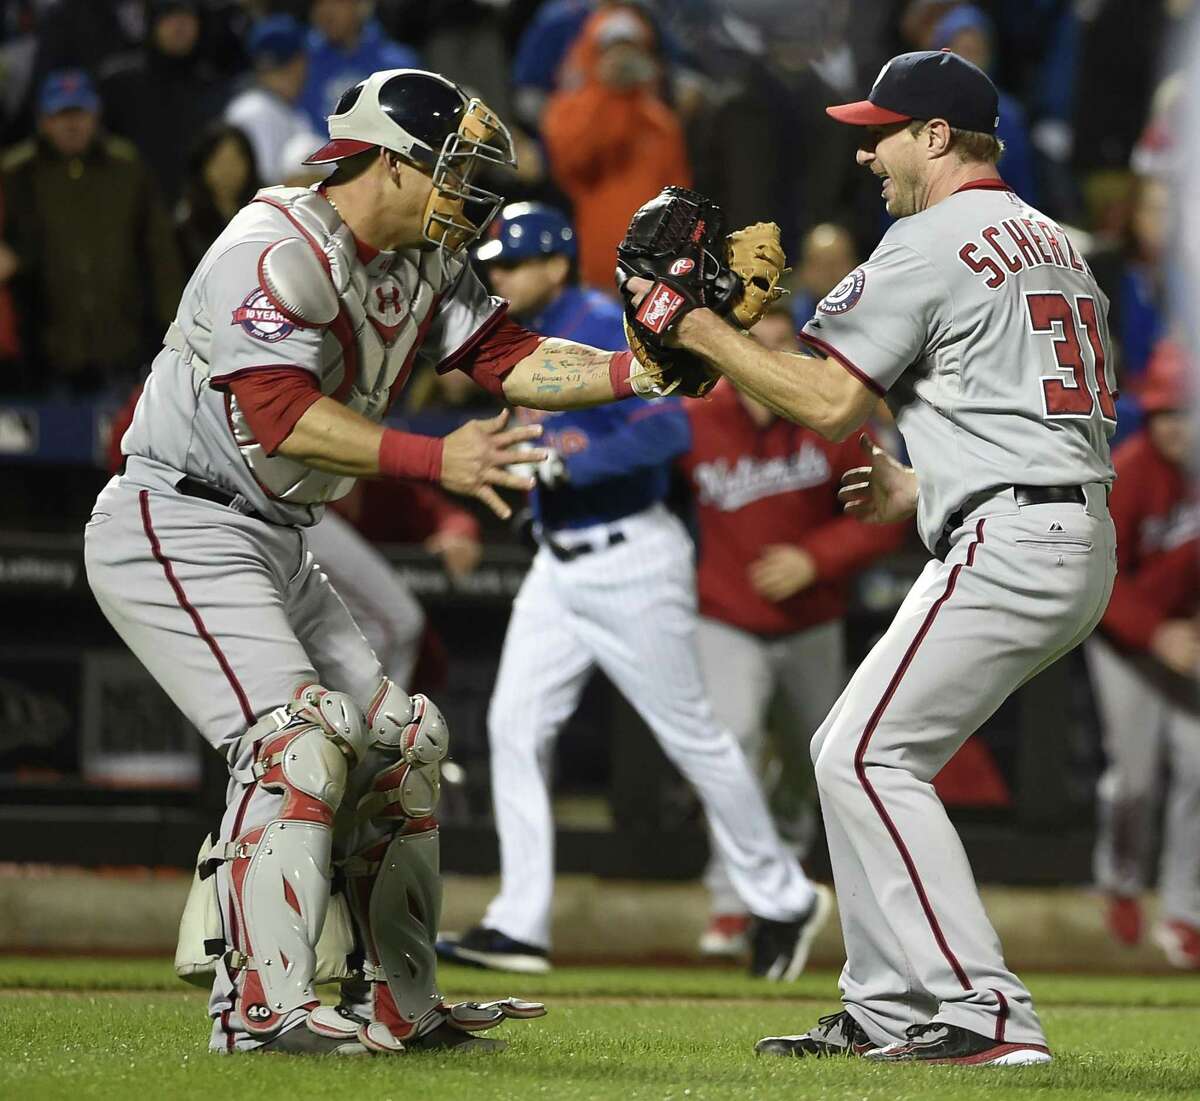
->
[826,49,999,133]
[247,15,306,67]
[39,69,99,116]
[474,202,576,263]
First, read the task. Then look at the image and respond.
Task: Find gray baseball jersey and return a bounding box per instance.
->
[779,177,1119,1056]
[802,179,1116,551]
[121,185,502,526]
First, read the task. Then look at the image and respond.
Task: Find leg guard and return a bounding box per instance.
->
[313,679,546,1052]
[220,686,368,1040]
[322,681,449,1050]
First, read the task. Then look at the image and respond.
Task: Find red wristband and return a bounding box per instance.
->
[609,350,636,399]
[378,429,444,482]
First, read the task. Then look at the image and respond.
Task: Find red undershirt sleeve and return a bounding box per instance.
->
[222,367,324,456]
[446,318,545,397]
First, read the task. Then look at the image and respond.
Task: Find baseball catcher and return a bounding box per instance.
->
[616,186,788,397]
[85,66,704,1057]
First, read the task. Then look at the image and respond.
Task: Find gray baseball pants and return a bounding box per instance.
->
[811,486,1115,1049]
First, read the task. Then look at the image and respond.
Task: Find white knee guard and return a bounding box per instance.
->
[357,683,449,823]
[330,681,450,1050]
[221,686,367,1038]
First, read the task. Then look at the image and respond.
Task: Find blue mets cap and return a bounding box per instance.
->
[474,202,576,263]
[826,49,999,134]
[39,69,99,116]
[247,15,306,67]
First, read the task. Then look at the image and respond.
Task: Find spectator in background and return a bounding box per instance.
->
[788,222,858,328]
[542,4,690,291]
[1090,173,1170,439]
[299,0,420,133]
[1,70,182,393]
[100,0,229,204]
[928,5,1038,205]
[678,305,907,957]
[225,15,314,184]
[1084,340,1200,971]
[174,123,261,271]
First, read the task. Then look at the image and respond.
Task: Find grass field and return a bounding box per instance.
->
[2,958,1199,1100]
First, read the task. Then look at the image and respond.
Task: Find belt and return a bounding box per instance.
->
[934,484,1087,561]
[177,476,270,524]
[546,529,626,562]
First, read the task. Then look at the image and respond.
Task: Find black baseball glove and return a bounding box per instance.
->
[615,186,738,398]
[615,188,789,399]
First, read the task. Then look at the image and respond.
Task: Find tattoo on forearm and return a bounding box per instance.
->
[523,340,610,400]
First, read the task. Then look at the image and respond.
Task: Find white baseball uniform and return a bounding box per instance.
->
[799,179,1117,1050]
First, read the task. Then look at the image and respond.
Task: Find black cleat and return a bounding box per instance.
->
[865,1022,1052,1066]
[749,884,832,981]
[755,1010,877,1058]
[435,926,551,974]
[254,1018,368,1056]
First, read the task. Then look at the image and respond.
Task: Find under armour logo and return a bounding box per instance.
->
[375,285,402,315]
[1048,521,1064,533]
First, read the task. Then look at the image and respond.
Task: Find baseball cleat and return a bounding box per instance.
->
[698,913,751,957]
[435,926,551,974]
[749,883,833,980]
[755,1010,878,1057]
[1153,919,1200,970]
[864,1022,1052,1066]
[1105,894,1143,946]
[254,1017,369,1056]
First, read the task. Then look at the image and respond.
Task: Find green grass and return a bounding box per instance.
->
[2,958,1198,1100]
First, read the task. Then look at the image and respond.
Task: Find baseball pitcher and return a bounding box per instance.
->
[620,50,1118,1066]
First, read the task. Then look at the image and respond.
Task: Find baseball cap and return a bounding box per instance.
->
[826,49,999,133]
[247,15,306,68]
[474,202,576,263]
[38,69,100,116]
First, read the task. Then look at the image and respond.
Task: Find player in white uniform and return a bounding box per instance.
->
[84,69,682,1056]
[625,50,1117,1065]
[433,204,828,978]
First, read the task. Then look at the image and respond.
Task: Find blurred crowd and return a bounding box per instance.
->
[0,0,1183,434]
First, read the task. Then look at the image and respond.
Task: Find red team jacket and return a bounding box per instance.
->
[678,382,908,636]
[1102,431,1200,653]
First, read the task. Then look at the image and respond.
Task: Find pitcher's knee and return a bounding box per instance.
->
[812,736,859,800]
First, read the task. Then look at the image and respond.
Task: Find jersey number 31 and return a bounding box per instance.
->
[1026,292,1117,422]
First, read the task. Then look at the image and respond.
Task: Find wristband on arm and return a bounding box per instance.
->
[378,428,444,482]
[609,350,636,399]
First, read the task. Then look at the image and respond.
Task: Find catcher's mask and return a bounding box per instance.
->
[305,68,516,255]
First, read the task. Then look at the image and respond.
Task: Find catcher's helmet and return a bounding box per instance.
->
[474,202,576,264]
[305,69,516,253]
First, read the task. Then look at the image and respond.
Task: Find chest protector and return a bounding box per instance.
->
[209,186,461,505]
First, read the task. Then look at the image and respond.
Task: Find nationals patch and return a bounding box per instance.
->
[668,257,695,276]
[817,267,866,315]
[636,283,686,334]
[231,289,295,342]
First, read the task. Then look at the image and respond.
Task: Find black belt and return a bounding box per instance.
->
[546,529,626,562]
[934,485,1087,561]
[177,476,270,524]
